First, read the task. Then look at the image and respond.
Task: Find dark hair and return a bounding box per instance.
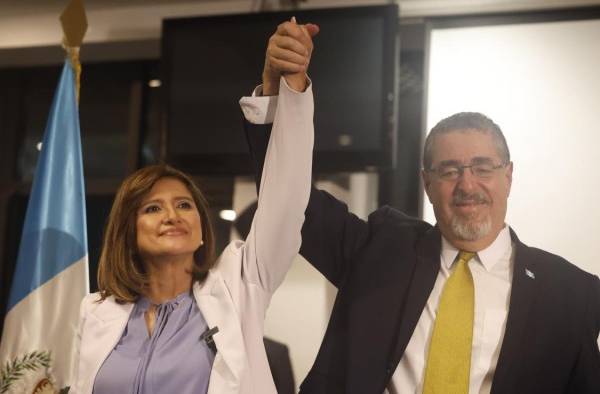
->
[423,112,510,169]
[97,164,217,303]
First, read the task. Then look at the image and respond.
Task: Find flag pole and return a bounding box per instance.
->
[0,2,89,393]
[60,0,87,103]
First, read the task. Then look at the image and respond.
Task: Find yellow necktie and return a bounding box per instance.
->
[423,251,476,394]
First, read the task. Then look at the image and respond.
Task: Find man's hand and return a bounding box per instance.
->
[262,17,319,95]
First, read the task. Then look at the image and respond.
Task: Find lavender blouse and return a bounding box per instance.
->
[93,291,215,394]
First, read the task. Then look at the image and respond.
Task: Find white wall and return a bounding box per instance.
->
[425,18,600,277]
[232,173,377,390]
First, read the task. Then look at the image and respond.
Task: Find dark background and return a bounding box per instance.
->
[0,6,428,335]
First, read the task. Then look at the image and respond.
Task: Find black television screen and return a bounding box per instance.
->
[162,5,398,174]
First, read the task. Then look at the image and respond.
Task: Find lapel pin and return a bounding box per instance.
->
[525,269,535,279]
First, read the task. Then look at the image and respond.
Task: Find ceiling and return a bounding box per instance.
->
[1,0,599,51]
[0,0,235,14]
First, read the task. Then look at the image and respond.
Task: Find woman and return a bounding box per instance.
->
[72,20,318,394]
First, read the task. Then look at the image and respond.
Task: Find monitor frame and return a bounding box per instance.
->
[161,4,399,175]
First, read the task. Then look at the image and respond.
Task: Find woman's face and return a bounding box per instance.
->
[136,177,202,261]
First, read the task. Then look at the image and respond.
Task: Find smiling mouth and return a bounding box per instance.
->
[160,230,187,236]
[454,201,487,207]
[453,201,490,217]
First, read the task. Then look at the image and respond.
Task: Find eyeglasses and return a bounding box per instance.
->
[427,162,507,181]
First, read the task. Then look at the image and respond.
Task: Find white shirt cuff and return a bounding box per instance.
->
[239,88,277,124]
[239,76,311,125]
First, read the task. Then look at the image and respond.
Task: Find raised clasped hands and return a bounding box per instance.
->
[262,17,320,95]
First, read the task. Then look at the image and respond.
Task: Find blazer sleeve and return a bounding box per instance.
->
[299,187,373,287]
[239,77,314,294]
[566,275,600,393]
[244,106,372,289]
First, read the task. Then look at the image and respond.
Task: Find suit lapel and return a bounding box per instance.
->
[391,226,441,366]
[491,229,539,394]
[343,225,440,393]
[194,273,248,394]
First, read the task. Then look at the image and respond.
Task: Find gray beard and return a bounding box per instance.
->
[451,214,492,241]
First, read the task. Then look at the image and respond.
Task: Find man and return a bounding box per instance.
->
[246,21,600,393]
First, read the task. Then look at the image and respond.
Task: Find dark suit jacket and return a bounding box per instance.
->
[245,120,600,394]
[264,337,296,394]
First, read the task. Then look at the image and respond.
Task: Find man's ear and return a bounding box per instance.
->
[422,169,433,203]
[505,161,514,195]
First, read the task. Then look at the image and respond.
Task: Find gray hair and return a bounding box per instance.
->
[423,112,510,170]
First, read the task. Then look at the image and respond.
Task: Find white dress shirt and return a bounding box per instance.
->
[387,226,514,394]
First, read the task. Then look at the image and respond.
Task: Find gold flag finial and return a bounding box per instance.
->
[60,0,88,103]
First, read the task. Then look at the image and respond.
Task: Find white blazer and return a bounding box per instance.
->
[72,78,314,394]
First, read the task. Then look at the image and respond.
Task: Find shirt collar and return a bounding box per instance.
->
[440,225,512,272]
[137,290,193,310]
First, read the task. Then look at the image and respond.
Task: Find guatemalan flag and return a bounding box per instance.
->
[0,60,88,393]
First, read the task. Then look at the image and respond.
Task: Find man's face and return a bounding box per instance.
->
[423,129,513,251]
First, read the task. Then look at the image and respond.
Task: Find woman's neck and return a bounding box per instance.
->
[142,254,194,304]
